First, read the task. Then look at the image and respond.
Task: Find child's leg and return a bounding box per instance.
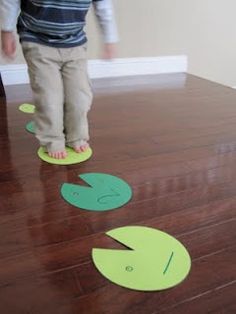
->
[22,42,67,158]
[61,44,93,152]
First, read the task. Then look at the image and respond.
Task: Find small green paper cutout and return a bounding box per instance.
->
[19,103,35,114]
[25,121,35,134]
[61,173,132,211]
[92,226,191,291]
[38,147,92,165]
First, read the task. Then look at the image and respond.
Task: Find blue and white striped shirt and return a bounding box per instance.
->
[0,0,118,47]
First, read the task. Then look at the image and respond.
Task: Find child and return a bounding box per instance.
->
[0,0,118,159]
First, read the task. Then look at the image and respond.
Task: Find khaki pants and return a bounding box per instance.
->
[22,42,93,152]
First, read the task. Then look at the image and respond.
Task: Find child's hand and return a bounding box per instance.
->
[103,43,116,60]
[1,31,16,59]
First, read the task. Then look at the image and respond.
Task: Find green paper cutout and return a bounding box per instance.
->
[61,173,132,211]
[38,147,92,165]
[25,121,35,134]
[19,103,35,114]
[92,226,191,291]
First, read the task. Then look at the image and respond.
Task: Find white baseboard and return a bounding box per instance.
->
[0,55,187,86]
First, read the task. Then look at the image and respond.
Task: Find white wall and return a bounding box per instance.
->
[0,0,236,87]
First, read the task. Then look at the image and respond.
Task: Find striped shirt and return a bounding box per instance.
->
[0,0,118,48]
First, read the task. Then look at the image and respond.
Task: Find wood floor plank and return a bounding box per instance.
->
[0,246,234,314]
[1,182,235,252]
[1,177,235,260]
[0,217,234,286]
[0,269,81,314]
[0,74,235,313]
[159,282,236,314]
[30,246,235,314]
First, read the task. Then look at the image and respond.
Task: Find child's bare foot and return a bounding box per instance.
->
[48,150,68,159]
[73,141,89,153]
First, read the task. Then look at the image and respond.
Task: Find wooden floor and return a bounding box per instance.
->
[0,73,235,314]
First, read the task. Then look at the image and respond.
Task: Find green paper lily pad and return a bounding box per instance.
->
[19,103,35,114]
[61,173,132,211]
[38,147,92,165]
[92,226,191,291]
[25,121,35,134]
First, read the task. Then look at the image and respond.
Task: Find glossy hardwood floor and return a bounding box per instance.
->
[0,73,235,314]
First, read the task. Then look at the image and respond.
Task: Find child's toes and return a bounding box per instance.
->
[81,143,89,152]
[80,145,86,152]
[61,151,67,159]
[48,151,67,159]
[73,142,89,154]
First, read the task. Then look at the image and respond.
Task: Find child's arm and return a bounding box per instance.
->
[93,0,119,59]
[0,0,20,58]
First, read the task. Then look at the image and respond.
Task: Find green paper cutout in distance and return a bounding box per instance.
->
[38,147,92,165]
[25,121,35,134]
[92,226,191,291]
[19,103,35,114]
[61,173,132,211]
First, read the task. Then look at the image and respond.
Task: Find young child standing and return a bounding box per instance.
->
[0,0,118,159]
